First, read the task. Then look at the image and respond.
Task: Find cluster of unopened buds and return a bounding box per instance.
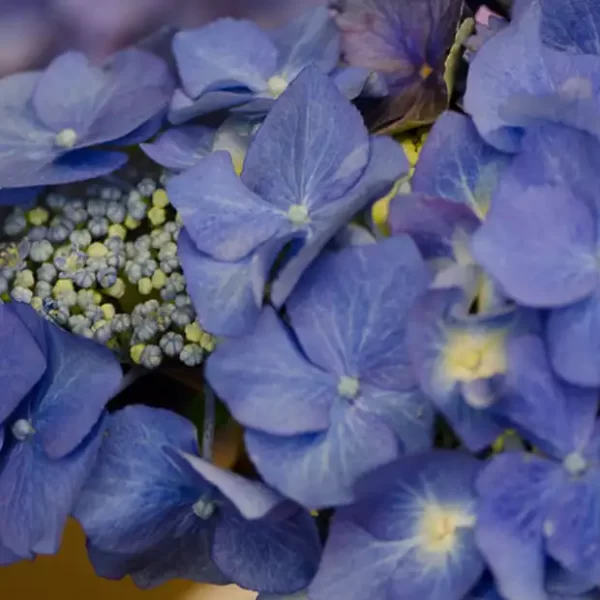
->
[1,169,213,369]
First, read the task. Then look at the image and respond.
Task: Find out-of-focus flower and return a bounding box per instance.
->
[169,67,408,336]
[463,6,508,64]
[0,301,122,561]
[0,49,173,188]
[334,0,464,133]
[168,6,370,124]
[472,123,600,387]
[207,237,434,508]
[140,117,256,173]
[75,405,322,593]
[309,452,484,600]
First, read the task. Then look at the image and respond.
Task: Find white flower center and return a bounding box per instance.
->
[192,498,215,520]
[267,75,289,98]
[12,419,35,441]
[287,204,310,226]
[420,504,475,555]
[337,376,360,400]
[563,452,587,476]
[55,128,78,149]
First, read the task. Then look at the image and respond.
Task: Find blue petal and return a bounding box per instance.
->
[541,0,600,55]
[178,229,286,336]
[173,450,286,519]
[241,66,369,212]
[411,111,512,218]
[0,544,28,566]
[388,193,480,262]
[287,236,428,385]
[110,113,164,147]
[0,304,46,426]
[173,19,276,100]
[465,1,600,152]
[33,50,173,147]
[271,6,340,79]
[212,509,321,594]
[206,307,334,435]
[258,594,308,600]
[472,176,598,308]
[548,291,600,387]
[86,528,227,589]
[0,187,41,206]
[476,453,563,600]
[312,455,485,600]
[546,559,598,597]
[168,88,255,125]
[544,475,600,587]
[74,405,203,555]
[0,418,104,557]
[330,66,371,99]
[407,289,506,451]
[496,335,597,458]
[141,125,215,170]
[245,399,399,508]
[270,135,409,307]
[167,152,287,262]
[29,320,122,459]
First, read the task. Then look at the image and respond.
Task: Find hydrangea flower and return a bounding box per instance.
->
[472,122,600,386]
[334,0,464,132]
[74,405,322,593]
[309,452,484,600]
[169,6,371,124]
[169,67,408,336]
[0,301,122,560]
[140,117,256,173]
[0,49,173,188]
[206,236,434,508]
[475,335,600,600]
[464,0,600,152]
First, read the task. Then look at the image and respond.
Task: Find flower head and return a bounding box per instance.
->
[0,49,173,188]
[74,405,321,593]
[335,0,464,132]
[169,6,370,124]
[309,451,484,600]
[206,236,434,507]
[170,66,408,337]
[0,301,122,560]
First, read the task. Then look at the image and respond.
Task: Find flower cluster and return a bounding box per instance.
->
[2,2,600,600]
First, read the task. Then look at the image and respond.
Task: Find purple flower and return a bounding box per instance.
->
[335,0,463,133]
[206,237,434,508]
[0,49,173,188]
[169,6,370,123]
[140,117,256,172]
[472,122,600,386]
[74,405,322,593]
[0,302,122,560]
[169,67,408,336]
[464,0,600,152]
[309,452,484,600]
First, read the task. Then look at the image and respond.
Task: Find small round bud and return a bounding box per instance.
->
[73,268,96,288]
[138,277,153,295]
[48,216,74,242]
[63,204,88,224]
[105,278,125,299]
[108,224,127,239]
[160,332,184,357]
[3,212,27,236]
[151,229,171,249]
[107,252,125,269]
[134,235,151,252]
[87,199,108,217]
[31,296,43,311]
[171,306,194,328]
[100,187,122,202]
[27,206,49,226]
[124,261,143,284]
[112,314,132,333]
[160,256,180,274]
[93,321,113,344]
[148,206,166,226]
[141,259,158,277]
[85,305,104,323]
[127,196,148,220]
[70,229,92,247]
[11,286,33,303]
[158,242,178,260]
[88,217,109,238]
[28,226,49,241]
[35,281,52,299]
[45,193,67,211]
[107,201,126,223]
[14,270,34,289]
[86,256,108,272]
[29,240,54,263]
[97,267,118,289]
[69,314,91,331]
[140,345,162,369]
[87,242,108,258]
[151,269,167,289]
[137,178,157,197]
[175,294,192,308]
[180,343,204,367]
[152,189,169,208]
[185,321,203,343]
[124,215,141,230]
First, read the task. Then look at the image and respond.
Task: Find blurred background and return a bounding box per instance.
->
[0,0,326,76]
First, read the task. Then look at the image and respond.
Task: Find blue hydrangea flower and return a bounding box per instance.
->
[169,6,370,124]
[0,49,173,188]
[169,67,408,337]
[258,594,308,600]
[0,301,122,560]
[335,0,463,132]
[140,117,256,173]
[464,0,600,152]
[206,237,434,508]
[472,122,600,386]
[74,405,321,593]
[309,452,484,600]
[475,337,600,600]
